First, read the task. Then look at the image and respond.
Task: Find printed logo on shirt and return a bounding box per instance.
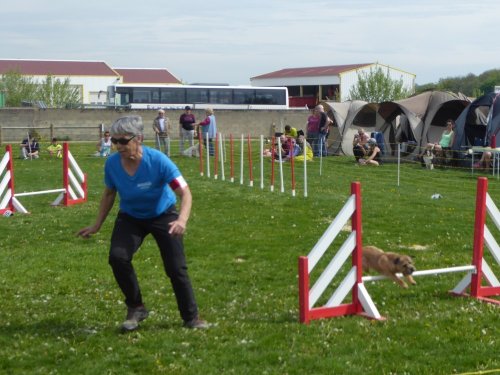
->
[137,181,152,190]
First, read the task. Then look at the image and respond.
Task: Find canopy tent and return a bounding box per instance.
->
[322,91,470,159]
[321,100,369,155]
[419,91,470,148]
[378,101,423,157]
[485,93,500,144]
[452,92,496,151]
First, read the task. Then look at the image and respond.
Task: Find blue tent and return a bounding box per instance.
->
[452,92,496,150]
[485,93,500,145]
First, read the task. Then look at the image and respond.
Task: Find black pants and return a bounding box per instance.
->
[108,209,198,322]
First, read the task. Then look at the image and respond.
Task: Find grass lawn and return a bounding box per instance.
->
[1,141,499,375]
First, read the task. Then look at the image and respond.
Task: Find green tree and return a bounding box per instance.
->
[348,66,413,102]
[37,75,81,108]
[0,70,37,107]
[0,71,82,108]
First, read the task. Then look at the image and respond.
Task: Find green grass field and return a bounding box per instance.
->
[1,141,499,375]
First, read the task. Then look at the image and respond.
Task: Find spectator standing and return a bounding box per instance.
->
[197,108,217,156]
[316,104,331,156]
[179,106,196,156]
[153,109,171,156]
[306,107,321,156]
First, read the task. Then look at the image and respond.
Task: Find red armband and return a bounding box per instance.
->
[169,176,188,190]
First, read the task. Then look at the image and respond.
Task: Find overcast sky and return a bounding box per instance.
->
[1,0,499,86]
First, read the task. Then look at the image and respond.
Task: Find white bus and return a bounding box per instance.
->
[107,84,289,110]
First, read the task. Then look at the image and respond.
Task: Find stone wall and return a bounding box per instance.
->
[0,108,310,144]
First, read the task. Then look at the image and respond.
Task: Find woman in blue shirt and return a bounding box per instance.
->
[78,115,207,331]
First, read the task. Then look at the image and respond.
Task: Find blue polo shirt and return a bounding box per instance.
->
[104,146,181,219]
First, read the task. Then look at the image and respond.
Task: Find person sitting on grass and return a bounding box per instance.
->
[47,137,63,158]
[359,138,381,166]
[295,134,313,162]
[284,125,298,138]
[20,134,40,159]
[96,131,112,157]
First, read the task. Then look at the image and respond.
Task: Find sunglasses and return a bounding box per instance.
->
[111,135,136,145]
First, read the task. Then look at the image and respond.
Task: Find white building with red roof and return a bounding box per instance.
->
[251,63,415,106]
[0,59,180,105]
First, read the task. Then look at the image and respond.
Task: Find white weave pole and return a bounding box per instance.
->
[206,133,210,178]
[219,133,225,181]
[278,137,284,193]
[260,135,264,189]
[319,137,323,176]
[240,134,244,185]
[397,143,401,187]
[27,132,33,161]
[304,142,308,198]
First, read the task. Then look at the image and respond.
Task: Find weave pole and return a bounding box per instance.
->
[214,132,219,180]
[198,131,204,176]
[205,133,211,178]
[240,134,244,185]
[230,134,234,183]
[260,135,264,190]
[270,136,276,192]
[278,137,284,193]
[219,133,225,181]
[303,141,308,198]
[247,134,254,187]
[290,138,296,197]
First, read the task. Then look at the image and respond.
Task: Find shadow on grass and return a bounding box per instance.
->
[0,318,116,339]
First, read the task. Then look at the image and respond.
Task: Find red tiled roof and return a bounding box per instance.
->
[0,59,118,76]
[251,64,373,79]
[114,68,180,84]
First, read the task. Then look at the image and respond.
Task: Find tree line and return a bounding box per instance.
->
[416,68,500,97]
[349,67,500,103]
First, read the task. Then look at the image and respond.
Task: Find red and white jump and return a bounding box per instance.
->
[298,178,500,324]
[0,143,87,215]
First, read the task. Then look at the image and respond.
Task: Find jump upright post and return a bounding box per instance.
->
[0,143,87,214]
[298,182,383,324]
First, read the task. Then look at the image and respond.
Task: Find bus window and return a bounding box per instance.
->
[187,88,209,104]
[233,89,254,104]
[133,89,151,104]
[161,87,186,104]
[209,89,232,104]
[255,89,284,105]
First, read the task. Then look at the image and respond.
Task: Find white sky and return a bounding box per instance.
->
[1,0,499,85]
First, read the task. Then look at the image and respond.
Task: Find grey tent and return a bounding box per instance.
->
[452,92,497,151]
[321,100,369,155]
[485,93,500,144]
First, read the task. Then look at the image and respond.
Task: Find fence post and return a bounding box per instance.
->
[50,124,54,140]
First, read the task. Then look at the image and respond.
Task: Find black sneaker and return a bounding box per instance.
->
[121,305,149,332]
[183,317,209,329]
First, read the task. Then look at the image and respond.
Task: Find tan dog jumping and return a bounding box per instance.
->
[362,246,417,288]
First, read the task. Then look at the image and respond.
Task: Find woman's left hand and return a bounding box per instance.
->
[168,218,187,236]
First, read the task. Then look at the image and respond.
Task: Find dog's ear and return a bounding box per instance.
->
[393,257,400,265]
